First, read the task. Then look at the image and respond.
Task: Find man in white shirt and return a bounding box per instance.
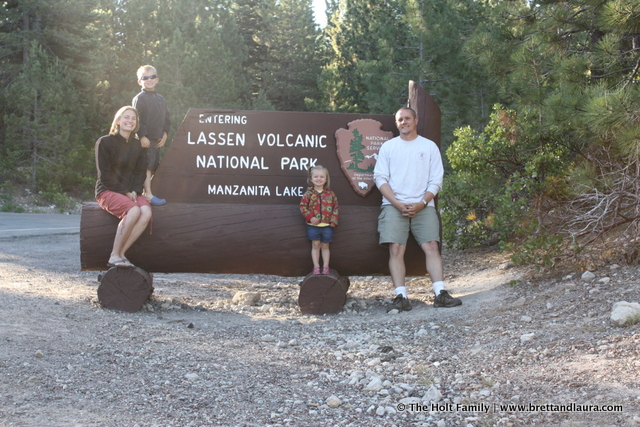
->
[374,107,462,311]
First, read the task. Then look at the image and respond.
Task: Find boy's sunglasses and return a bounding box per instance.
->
[141,75,158,80]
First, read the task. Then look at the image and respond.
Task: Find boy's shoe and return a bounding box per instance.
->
[433,290,462,308]
[149,196,166,206]
[387,294,412,312]
[312,267,321,275]
[322,267,330,275]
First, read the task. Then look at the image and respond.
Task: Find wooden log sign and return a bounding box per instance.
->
[81,82,442,277]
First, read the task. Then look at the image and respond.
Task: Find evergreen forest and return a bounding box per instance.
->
[1,0,639,265]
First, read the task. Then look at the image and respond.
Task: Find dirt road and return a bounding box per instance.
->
[1,219,639,426]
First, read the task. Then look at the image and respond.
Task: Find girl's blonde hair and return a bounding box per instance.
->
[307,165,330,190]
[109,106,140,136]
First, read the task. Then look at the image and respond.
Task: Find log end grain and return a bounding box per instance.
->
[298,269,350,314]
[97,267,154,313]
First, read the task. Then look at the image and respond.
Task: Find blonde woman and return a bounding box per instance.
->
[94,106,152,268]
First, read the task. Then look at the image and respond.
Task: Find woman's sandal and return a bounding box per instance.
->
[107,258,134,268]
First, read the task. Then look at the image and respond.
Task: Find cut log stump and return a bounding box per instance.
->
[97,267,154,313]
[298,269,350,314]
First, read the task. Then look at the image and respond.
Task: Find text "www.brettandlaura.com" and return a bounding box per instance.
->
[396,402,623,413]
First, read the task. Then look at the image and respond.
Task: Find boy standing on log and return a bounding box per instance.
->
[132,65,171,206]
[374,107,462,311]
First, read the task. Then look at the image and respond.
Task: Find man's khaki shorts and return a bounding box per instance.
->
[377,205,440,246]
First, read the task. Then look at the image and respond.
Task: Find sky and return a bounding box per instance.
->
[313,0,327,27]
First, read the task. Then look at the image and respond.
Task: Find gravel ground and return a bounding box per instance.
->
[1,231,639,427]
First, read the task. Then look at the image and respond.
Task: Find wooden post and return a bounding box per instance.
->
[408,80,441,146]
[408,80,443,250]
[97,267,153,313]
[298,269,350,314]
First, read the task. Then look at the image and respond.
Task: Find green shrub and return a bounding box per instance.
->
[443,104,574,260]
[0,202,25,213]
[502,231,565,270]
[0,181,14,205]
[38,183,72,210]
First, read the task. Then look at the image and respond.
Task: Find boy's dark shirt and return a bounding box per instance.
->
[95,133,147,198]
[132,89,171,140]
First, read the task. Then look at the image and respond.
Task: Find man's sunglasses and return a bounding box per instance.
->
[141,75,158,80]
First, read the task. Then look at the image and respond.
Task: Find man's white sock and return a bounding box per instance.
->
[395,286,407,298]
[433,281,445,296]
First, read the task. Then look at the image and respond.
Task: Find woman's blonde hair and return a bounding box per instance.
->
[109,106,140,136]
[307,165,330,190]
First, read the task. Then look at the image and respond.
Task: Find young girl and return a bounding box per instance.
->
[299,165,339,275]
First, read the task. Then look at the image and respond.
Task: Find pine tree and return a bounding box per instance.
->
[2,42,83,190]
[347,129,366,171]
[153,1,249,119]
[0,0,99,191]
[261,0,322,111]
[322,0,411,113]
[443,0,640,252]
[234,0,271,105]
[403,0,498,137]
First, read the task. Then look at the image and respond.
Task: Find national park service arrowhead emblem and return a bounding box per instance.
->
[335,119,394,197]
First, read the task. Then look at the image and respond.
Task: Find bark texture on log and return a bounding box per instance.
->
[80,202,427,276]
[298,269,350,314]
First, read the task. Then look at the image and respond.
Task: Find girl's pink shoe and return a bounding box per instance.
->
[322,267,330,275]
[312,267,321,275]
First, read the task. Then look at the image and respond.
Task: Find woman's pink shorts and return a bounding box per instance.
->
[96,191,151,219]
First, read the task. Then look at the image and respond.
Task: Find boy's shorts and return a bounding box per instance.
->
[306,224,334,243]
[378,205,440,246]
[96,190,151,219]
[146,144,161,172]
